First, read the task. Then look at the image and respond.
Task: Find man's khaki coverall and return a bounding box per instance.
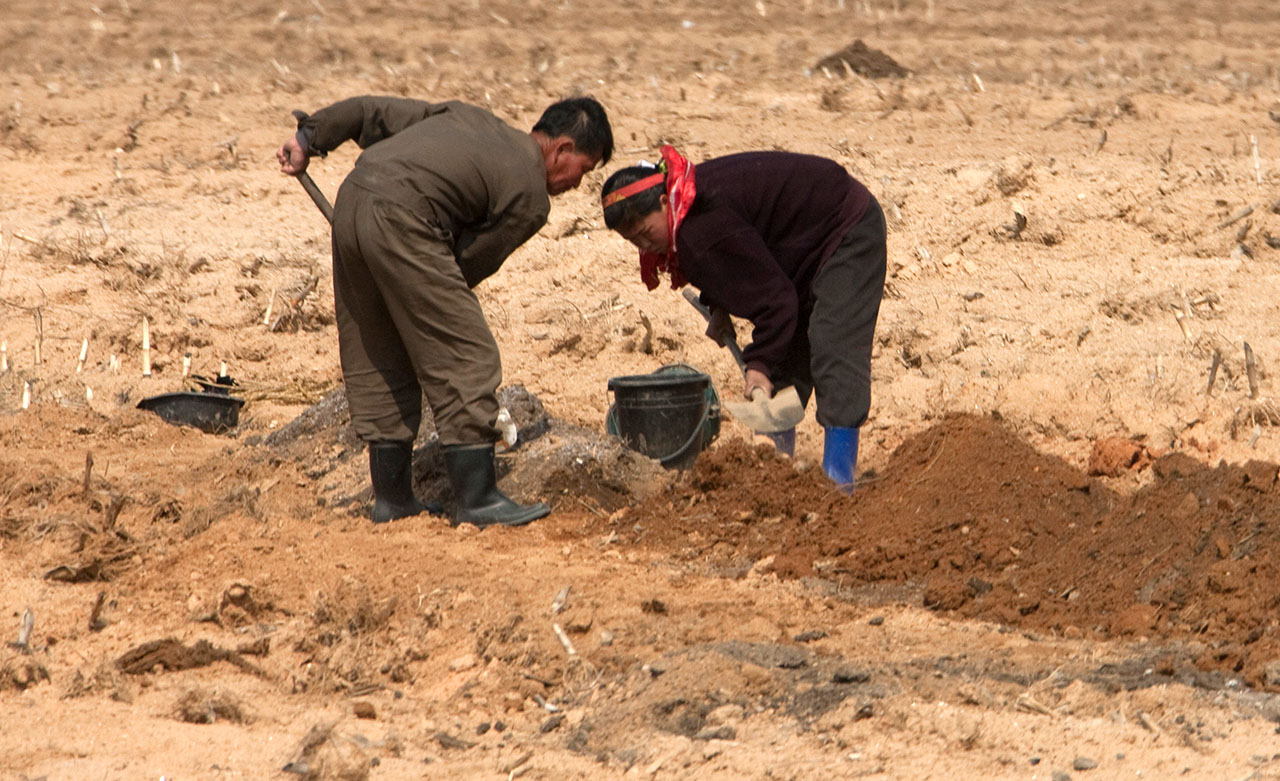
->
[296,96,549,445]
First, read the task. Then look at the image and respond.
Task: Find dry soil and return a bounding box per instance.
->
[3,0,1280,779]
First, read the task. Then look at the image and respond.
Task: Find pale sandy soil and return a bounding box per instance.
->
[2,0,1280,779]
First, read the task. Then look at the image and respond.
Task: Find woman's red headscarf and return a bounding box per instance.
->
[616,145,696,290]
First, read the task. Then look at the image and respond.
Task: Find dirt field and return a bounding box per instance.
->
[4,0,1280,778]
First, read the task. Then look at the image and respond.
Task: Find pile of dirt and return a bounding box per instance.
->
[264,385,668,516]
[813,39,910,78]
[583,414,1280,686]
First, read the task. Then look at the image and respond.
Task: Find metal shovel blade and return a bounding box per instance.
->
[722,386,805,434]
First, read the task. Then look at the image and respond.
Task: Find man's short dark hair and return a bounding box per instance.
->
[534,97,613,165]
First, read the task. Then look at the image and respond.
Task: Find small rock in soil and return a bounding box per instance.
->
[1073,756,1098,770]
[643,661,667,678]
[540,713,565,733]
[235,637,270,656]
[868,616,885,626]
[832,667,871,684]
[1262,660,1280,687]
[352,701,376,720]
[174,689,247,724]
[448,653,477,672]
[1053,772,1071,781]
[475,722,490,735]
[967,577,993,596]
[1242,460,1278,490]
[793,630,827,642]
[434,731,476,750]
[696,725,736,741]
[705,703,745,726]
[1088,437,1146,476]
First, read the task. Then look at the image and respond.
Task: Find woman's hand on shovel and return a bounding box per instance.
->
[744,368,773,400]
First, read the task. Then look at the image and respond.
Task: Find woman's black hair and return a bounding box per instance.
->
[601,165,665,231]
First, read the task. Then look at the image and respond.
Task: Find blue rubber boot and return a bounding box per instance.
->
[765,427,796,458]
[822,426,859,494]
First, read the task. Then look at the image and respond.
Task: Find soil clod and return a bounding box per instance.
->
[116,637,264,677]
[813,40,909,79]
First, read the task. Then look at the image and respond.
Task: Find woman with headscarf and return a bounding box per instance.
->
[601,146,886,491]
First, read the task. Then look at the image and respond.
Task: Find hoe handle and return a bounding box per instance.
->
[296,170,334,225]
[681,288,746,371]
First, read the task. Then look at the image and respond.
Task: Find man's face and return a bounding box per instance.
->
[617,204,669,254]
[546,141,601,195]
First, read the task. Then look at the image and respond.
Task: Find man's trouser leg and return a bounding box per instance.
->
[336,188,547,527]
[332,185,430,522]
[335,188,499,445]
[332,186,424,444]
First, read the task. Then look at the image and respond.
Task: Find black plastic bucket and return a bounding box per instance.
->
[607,365,714,470]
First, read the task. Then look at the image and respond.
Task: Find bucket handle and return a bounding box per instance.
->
[656,396,711,469]
[649,364,715,467]
[653,362,703,376]
[605,365,714,469]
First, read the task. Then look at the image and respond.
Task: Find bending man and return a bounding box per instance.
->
[278,95,612,526]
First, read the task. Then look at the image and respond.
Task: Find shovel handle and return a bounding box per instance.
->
[296,170,334,225]
[681,288,747,372]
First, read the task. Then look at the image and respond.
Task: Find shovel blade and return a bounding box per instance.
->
[722,386,805,433]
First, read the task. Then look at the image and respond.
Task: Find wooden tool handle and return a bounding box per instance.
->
[681,288,746,371]
[297,171,333,225]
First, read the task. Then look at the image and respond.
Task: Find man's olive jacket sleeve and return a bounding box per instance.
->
[295,96,449,155]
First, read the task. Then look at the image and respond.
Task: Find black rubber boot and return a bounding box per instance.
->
[443,443,550,528]
[368,441,438,524]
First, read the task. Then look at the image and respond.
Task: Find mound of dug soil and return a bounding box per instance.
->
[263,385,668,517]
[813,39,910,78]
[582,414,1280,687]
